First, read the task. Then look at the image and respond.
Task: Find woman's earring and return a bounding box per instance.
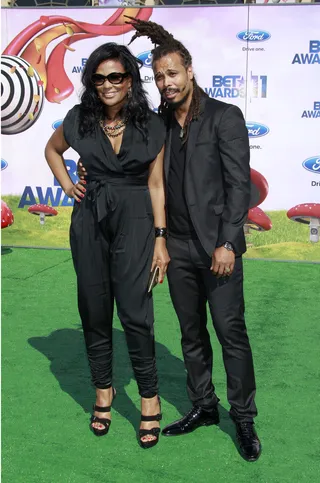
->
[128,87,132,99]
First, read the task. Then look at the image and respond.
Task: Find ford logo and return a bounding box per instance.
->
[246,122,269,138]
[52,119,63,130]
[137,51,153,69]
[1,159,8,170]
[302,156,320,175]
[237,30,271,42]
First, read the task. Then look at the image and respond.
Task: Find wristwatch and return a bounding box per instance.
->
[223,241,235,252]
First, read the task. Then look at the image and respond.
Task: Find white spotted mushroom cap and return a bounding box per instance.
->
[28,204,58,216]
[287,203,320,224]
[1,200,14,228]
[246,206,272,231]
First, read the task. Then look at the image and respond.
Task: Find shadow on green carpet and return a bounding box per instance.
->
[28,326,239,452]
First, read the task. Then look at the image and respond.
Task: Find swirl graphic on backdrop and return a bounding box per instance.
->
[1,55,44,135]
[2,9,152,105]
[1,8,152,135]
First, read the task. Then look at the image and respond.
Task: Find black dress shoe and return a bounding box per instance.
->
[235,422,262,462]
[162,405,219,436]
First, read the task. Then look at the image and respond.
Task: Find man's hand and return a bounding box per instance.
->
[211,246,235,278]
[64,182,86,203]
[77,158,88,179]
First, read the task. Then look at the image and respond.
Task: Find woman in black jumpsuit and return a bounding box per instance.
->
[45,43,170,448]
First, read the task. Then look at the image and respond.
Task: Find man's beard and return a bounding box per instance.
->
[162,86,191,110]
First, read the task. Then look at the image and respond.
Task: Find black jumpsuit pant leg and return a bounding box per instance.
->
[70,187,158,397]
[70,197,114,389]
[109,187,158,398]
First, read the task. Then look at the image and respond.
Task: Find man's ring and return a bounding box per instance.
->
[225,267,231,273]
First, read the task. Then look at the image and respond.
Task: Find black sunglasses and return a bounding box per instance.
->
[91,72,129,86]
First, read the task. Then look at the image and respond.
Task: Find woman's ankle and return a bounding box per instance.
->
[141,395,160,414]
[95,387,113,406]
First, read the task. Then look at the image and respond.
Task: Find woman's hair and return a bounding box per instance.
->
[126,17,207,142]
[79,43,150,138]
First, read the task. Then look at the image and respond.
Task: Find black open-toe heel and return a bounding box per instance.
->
[90,387,116,437]
[139,397,162,449]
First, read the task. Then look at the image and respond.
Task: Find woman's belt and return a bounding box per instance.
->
[86,174,148,223]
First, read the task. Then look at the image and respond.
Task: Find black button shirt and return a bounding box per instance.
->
[167,117,198,240]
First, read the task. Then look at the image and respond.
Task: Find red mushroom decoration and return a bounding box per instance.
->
[28,204,58,225]
[244,206,272,235]
[1,200,14,229]
[287,203,320,243]
[249,169,269,209]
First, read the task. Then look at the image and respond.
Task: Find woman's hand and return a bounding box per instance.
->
[152,238,170,283]
[64,181,86,203]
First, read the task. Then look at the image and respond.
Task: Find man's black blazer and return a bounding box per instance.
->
[164,96,251,257]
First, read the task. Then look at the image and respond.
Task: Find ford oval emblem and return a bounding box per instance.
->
[1,159,8,170]
[137,51,153,68]
[302,156,320,175]
[237,30,271,42]
[52,119,63,130]
[246,122,270,138]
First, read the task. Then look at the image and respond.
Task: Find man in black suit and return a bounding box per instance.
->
[127,18,261,462]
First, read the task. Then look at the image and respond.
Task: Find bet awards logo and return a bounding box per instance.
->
[71,58,87,74]
[18,159,78,208]
[301,102,320,119]
[205,72,267,99]
[292,41,320,65]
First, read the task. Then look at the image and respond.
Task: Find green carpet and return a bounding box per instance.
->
[2,248,320,482]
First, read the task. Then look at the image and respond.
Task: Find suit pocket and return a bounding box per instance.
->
[213,205,224,215]
[195,140,212,147]
[213,204,224,215]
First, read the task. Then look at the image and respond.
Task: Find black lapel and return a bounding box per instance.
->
[185,96,207,167]
[164,114,173,184]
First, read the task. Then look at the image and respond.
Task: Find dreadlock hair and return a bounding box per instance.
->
[125,16,208,143]
[79,43,150,140]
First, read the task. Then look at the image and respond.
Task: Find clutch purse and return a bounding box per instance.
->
[148,266,160,293]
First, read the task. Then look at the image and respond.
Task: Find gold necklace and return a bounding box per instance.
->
[100,118,128,138]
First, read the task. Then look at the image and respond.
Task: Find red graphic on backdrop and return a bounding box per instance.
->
[2,8,152,104]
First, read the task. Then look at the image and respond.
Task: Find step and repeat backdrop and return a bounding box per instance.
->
[1,5,320,259]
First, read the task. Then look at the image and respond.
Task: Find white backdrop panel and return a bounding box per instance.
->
[246,5,320,211]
